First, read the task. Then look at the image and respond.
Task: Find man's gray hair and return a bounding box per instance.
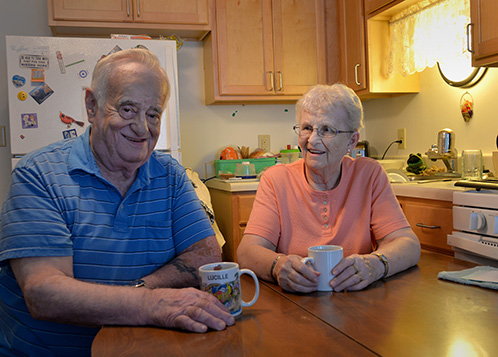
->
[295,84,364,132]
[90,48,170,108]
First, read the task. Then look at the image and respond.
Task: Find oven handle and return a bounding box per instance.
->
[416,223,441,229]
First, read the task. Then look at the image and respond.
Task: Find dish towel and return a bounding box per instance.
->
[438,266,498,290]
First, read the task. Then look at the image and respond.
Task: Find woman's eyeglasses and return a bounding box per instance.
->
[293,124,355,138]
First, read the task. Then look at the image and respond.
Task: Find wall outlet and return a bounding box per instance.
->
[397,128,406,150]
[258,134,271,152]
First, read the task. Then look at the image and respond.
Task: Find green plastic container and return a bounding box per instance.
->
[214,158,276,177]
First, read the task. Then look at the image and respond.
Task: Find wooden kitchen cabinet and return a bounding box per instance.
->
[47,0,211,41]
[397,196,454,256]
[337,0,419,99]
[208,188,256,262]
[203,0,327,104]
[470,0,498,67]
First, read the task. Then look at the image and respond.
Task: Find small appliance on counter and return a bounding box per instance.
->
[352,140,369,158]
[425,128,458,174]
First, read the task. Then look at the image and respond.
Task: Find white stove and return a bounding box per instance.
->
[448,190,498,267]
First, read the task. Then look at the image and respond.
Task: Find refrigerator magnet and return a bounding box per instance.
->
[65,59,85,68]
[12,75,26,87]
[56,51,66,74]
[29,83,54,104]
[60,112,85,127]
[107,45,122,56]
[21,113,38,129]
[19,54,49,69]
[17,91,28,101]
[77,69,89,80]
[31,69,45,83]
[63,129,78,139]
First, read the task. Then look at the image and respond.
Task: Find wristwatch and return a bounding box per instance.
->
[372,253,389,279]
[130,279,149,288]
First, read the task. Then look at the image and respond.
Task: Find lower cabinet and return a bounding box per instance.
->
[208,190,454,260]
[208,188,256,262]
[397,196,454,256]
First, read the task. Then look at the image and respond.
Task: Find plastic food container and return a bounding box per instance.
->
[280,149,300,164]
[235,162,257,178]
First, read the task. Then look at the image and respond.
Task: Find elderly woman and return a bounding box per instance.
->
[237,84,420,293]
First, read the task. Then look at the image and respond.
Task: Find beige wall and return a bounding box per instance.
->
[177,42,300,177]
[363,63,498,171]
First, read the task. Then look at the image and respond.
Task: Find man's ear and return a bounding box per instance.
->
[85,88,98,123]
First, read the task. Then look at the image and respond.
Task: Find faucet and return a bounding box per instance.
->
[425,128,458,173]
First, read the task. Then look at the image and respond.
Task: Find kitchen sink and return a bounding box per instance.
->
[407,173,461,181]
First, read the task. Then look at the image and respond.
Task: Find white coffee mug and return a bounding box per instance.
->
[301,245,343,291]
[199,262,259,316]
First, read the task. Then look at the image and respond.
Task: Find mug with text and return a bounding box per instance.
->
[199,262,259,316]
[301,245,343,291]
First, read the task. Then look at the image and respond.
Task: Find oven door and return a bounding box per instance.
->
[447,231,498,267]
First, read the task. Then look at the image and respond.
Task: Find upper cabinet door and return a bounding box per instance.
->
[48,0,211,40]
[215,0,275,96]
[272,0,326,95]
[133,0,209,25]
[338,0,367,92]
[471,0,498,66]
[50,0,132,22]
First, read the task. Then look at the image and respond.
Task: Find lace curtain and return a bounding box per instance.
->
[387,0,470,77]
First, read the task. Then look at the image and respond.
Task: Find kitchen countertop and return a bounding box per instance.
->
[205,178,260,192]
[390,180,470,201]
[206,177,473,201]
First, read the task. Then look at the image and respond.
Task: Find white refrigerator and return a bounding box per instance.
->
[5,35,181,169]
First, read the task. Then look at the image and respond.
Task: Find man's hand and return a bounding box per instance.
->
[147,288,235,333]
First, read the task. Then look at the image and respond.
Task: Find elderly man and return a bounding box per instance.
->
[0,48,233,356]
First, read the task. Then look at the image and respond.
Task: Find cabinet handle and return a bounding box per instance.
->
[354,64,361,86]
[277,71,283,91]
[126,0,130,17]
[466,23,474,53]
[416,223,441,229]
[267,71,274,91]
[136,0,140,17]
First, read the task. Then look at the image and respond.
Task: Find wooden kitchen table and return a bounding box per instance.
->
[263,250,497,357]
[91,275,375,356]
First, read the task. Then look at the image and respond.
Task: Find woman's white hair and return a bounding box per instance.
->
[295,84,364,131]
[90,48,170,108]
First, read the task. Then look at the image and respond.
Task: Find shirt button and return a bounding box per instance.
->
[323,201,328,205]
[324,208,328,212]
[324,224,329,228]
[324,216,328,221]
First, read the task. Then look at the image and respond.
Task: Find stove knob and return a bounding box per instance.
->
[470,212,486,231]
